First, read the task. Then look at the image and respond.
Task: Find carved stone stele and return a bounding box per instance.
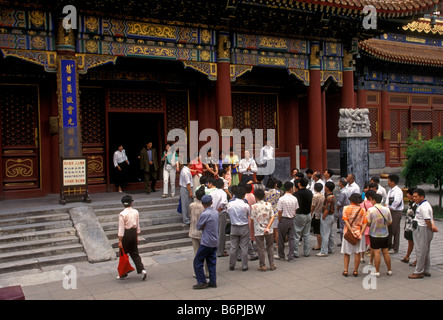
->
[337,108,371,138]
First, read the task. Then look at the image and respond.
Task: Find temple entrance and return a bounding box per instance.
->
[107,112,164,190]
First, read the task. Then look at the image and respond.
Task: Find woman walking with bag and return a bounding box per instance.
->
[341,193,367,277]
[118,195,147,281]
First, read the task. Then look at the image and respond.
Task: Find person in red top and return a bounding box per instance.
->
[189,154,204,195]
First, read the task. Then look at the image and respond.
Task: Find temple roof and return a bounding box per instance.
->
[402,17,443,35]
[359,38,443,66]
[243,0,440,17]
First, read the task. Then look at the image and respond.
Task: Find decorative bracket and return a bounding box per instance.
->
[230,64,253,82]
[183,61,217,81]
[1,49,57,72]
[321,70,343,87]
[76,54,117,74]
[288,68,310,86]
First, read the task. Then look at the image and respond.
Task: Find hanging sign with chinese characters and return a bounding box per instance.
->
[58,58,81,158]
[61,60,78,127]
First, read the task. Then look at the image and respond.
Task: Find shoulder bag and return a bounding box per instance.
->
[344,208,362,246]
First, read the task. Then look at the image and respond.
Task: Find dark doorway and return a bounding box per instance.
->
[108,112,164,186]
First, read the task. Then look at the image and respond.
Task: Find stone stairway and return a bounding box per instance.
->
[0,195,192,275]
[0,208,87,274]
[97,196,192,254]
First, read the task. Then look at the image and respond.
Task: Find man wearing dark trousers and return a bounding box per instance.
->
[140,141,158,194]
[193,195,219,289]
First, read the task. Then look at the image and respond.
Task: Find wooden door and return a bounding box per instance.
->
[0,84,40,192]
[389,109,409,166]
[232,92,278,154]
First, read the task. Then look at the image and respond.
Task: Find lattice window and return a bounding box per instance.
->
[400,111,410,141]
[232,93,278,148]
[0,85,38,146]
[108,91,164,110]
[390,112,399,142]
[432,97,443,106]
[166,91,188,134]
[411,110,432,123]
[366,93,379,105]
[80,88,105,144]
[368,107,379,149]
[411,96,430,106]
[389,95,409,105]
[433,111,443,137]
[232,94,247,131]
[248,95,262,130]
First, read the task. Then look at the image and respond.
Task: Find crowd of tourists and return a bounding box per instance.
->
[116,144,439,289]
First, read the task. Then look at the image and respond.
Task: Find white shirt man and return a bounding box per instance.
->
[376,184,388,206]
[387,185,404,211]
[346,174,360,195]
[239,151,257,183]
[210,187,228,213]
[259,144,274,164]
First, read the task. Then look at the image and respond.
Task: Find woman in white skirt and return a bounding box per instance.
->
[341,193,368,277]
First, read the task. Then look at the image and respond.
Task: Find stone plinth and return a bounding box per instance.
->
[338,108,371,192]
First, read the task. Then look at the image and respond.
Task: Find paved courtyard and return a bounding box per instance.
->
[1,217,442,301]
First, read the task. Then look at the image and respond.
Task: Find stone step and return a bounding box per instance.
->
[0,208,68,221]
[94,203,178,217]
[97,209,179,224]
[0,220,74,236]
[0,227,77,245]
[105,223,188,240]
[0,213,71,227]
[109,229,190,248]
[0,236,80,253]
[0,243,85,264]
[0,252,88,274]
[100,211,183,232]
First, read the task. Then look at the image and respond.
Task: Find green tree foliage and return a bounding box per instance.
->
[403,130,443,207]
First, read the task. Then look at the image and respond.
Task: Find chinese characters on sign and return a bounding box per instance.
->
[61,60,77,128]
[62,159,86,186]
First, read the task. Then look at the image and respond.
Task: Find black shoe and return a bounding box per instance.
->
[242,267,249,272]
[250,256,258,261]
[229,265,235,271]
[193,283,209,290]
[208,283,217,288]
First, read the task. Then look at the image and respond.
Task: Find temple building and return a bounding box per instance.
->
[0,0,442,200]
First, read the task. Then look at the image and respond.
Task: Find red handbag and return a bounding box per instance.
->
[117,248,135,277]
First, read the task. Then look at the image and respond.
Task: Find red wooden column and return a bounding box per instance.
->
[321,88,327,171]
[307,41,324,172]
[342,50,355,109]
[381,90,390,167]
[215,31,232,152]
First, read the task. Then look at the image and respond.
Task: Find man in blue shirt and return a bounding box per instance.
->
[193,195,219,289]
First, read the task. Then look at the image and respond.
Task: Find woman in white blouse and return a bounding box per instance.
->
[113,144,129,193]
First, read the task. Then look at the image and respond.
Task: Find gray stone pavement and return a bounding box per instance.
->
[0,217,442,301]
[1,182,443,301]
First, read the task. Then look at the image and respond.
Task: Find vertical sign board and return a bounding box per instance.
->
[60,158,90,204]
[58,59,90,204]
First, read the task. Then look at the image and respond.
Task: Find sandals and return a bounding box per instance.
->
[401,258,410,264]
[353,271,358,277]
[258,266,267,272]
[269,265,277,271]
[342,271,348,277]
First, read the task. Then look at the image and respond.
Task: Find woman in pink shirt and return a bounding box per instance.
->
[118,195,147,281]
